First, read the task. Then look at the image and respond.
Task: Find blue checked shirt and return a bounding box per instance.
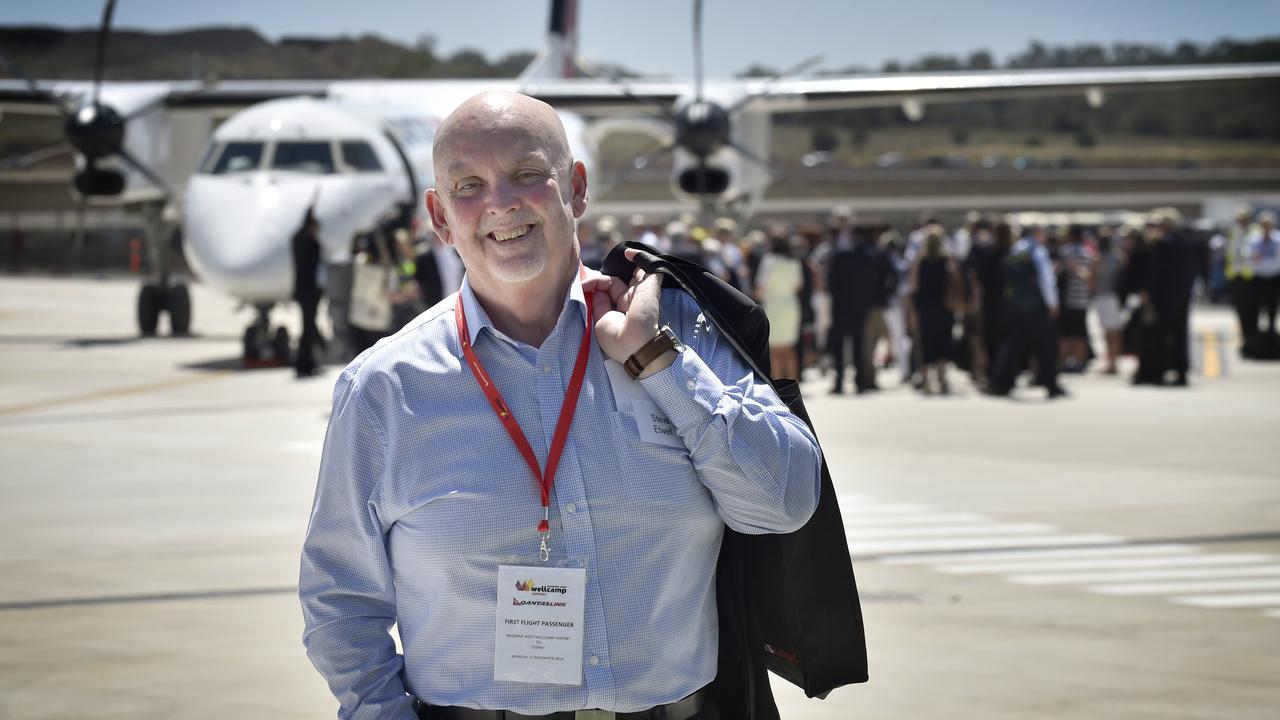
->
[300,273,822,719]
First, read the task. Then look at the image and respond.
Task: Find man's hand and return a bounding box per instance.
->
[583,249,673,376]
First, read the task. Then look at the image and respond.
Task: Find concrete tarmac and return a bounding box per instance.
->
[1,276,1277,719]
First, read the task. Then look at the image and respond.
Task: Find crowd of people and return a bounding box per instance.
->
[293,201,1280,392]
[570,204,1280,397]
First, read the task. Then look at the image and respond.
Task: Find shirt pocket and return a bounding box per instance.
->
[607,409,704,504]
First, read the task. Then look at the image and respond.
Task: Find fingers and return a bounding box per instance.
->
[590,288,614,322]
[582,275,629,306]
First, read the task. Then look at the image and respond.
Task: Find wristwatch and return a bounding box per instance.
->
[624,326,682,379]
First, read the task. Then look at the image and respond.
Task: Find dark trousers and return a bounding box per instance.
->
[1231,277,1259,342]
[295,292,320,375]
[1257,275,1280,333]
[1136,301,1190,382]
[830,310,872,390]
[990,304,1060,393]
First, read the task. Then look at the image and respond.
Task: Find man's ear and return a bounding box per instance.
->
[425,189,453,246]
[570,160,588,219]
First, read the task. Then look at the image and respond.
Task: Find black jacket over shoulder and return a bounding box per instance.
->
[601,242,869,720]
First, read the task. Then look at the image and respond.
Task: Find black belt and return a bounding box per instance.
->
[413,686,708,720]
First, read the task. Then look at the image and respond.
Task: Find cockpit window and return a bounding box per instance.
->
[272,142,335,174]
[341,142,383,172]
[209,142,264,174]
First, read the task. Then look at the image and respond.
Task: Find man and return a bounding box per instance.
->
[1223,207,1258,355]
[1247,210,1280,340]
[1057,225,1096,372]
[291,211,324,378]
[829,227,885,394]
[988,225,1068,399]
[299,91,822,720]
[1133,208,1199,386]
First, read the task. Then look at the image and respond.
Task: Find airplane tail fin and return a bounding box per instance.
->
[518,0,583,82]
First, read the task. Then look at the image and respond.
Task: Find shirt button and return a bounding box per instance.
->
[686,380,696,391]
[542,363,552,374]
[565,503,576,514]
[589,655,600,666]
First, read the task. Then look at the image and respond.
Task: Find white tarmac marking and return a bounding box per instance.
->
[851,533,1121,556]
[1088,578,1280,596]
[1010,564,1280,586]
[845,495,1280,619]
[1173,593,1280,609]
[845,523,1056,540]
[882,544,1198,566]
[936,553,1273,575]
[842,513,989,527]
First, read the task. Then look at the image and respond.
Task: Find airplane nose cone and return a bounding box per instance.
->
[183,176,314,303]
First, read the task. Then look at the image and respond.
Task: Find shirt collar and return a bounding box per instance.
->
[457,268,589,347]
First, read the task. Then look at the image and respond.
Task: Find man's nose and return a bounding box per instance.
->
[485,181,520,215]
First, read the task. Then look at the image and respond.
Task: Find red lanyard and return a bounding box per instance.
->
[454,268,593,561]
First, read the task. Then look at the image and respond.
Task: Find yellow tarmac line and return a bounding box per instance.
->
[0,371,233,417]
[1201,331,1221,380]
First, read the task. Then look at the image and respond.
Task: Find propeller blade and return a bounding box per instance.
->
[117,146,172,197]
[727,139,782,178]
[693,0,704,102]
[92,0,119,106]
[124,81,213,121]
[0,141,72,171]
[729,53,825,114]
[0,54,64,111]
[607,74,677,124]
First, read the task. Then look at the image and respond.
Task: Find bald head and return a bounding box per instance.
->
[433,91,573,185]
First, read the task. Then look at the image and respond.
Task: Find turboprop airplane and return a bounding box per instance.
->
[3,0,1279,359]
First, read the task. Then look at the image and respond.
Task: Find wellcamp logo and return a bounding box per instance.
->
[514,578,568,595]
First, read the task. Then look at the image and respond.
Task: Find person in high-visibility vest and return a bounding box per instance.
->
[1224,207,1258,356]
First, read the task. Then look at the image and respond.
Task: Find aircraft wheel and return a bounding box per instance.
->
[138,284,161,336]
[272,327,291,364]
[167,284,192,335]
[242,325,258,360]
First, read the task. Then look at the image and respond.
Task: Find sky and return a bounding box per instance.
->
[2,0,1278,78]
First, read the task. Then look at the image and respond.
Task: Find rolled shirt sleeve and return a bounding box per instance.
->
[299,368,416,720]
[639,290,822,535]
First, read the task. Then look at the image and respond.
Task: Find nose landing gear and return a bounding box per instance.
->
[242,304,291,367]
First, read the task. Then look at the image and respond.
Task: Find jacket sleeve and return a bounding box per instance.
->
[639,290,822,535]
[299,368,416,720]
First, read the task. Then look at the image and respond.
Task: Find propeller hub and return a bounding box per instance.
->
[65,102,124,160]
[675,100,731,158]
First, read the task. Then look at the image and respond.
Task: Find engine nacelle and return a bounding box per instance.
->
[669,148,741,206]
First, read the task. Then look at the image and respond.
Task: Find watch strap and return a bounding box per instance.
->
[624,326,678,379]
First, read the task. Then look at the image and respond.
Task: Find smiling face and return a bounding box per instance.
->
[426,92,587,301]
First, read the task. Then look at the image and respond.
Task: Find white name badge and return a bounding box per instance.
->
[494,565,587,685]
[604,360,683,449]
[632,399,683,448]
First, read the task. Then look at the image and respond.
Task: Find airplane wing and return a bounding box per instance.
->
[0,78,330,116]
[5,62,1277,117]
[518,62,1280,114]
[732,62,1280,112]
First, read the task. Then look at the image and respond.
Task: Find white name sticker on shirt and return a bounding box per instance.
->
[604,359,682,448]
[494,565,586,685]
[631,399,683,448]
